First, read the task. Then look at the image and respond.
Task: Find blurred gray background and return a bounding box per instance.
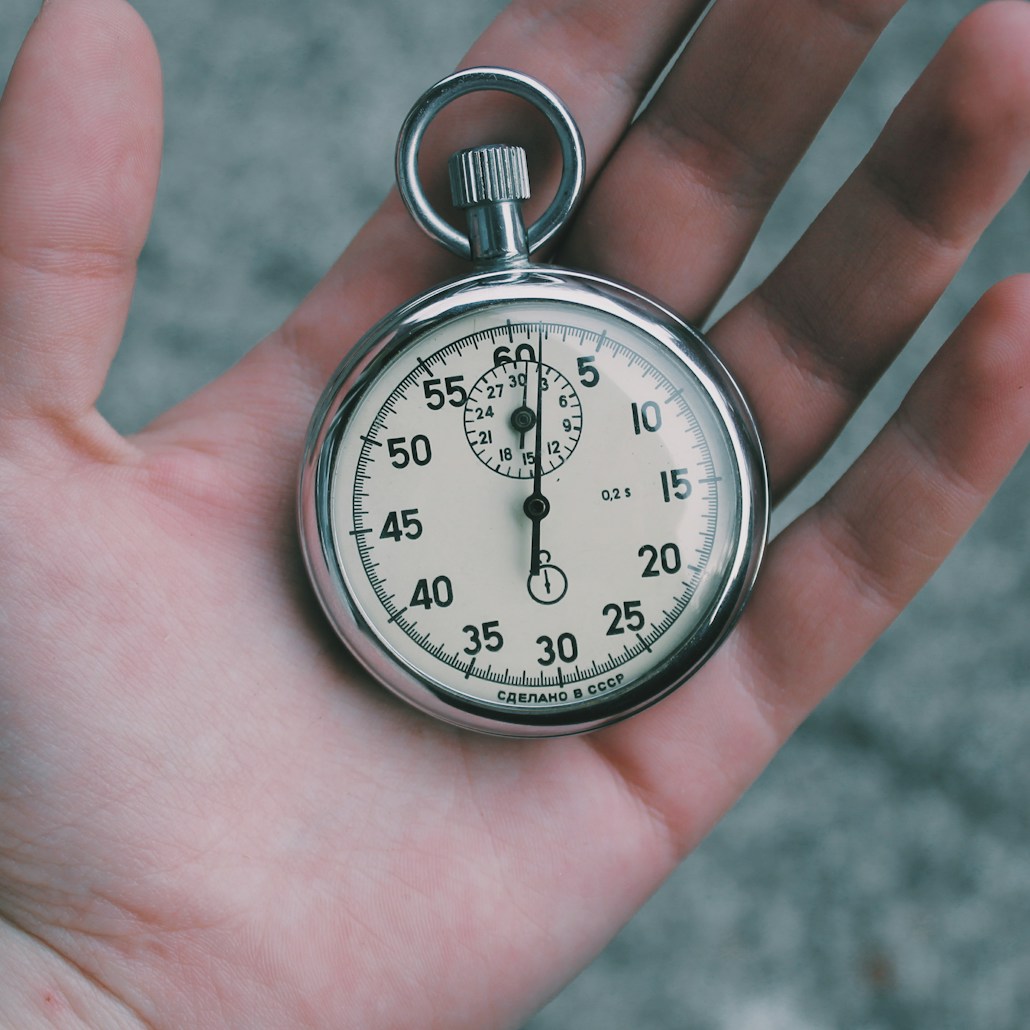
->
[2,1,1027,1027]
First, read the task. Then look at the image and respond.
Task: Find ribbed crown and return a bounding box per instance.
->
[448,145,530,209]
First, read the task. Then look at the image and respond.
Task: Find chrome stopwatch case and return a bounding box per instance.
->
[299,68,768,737]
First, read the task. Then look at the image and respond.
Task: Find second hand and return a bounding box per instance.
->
[524,331,548,579]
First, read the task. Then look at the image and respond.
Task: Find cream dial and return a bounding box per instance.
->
[315,291,756,732]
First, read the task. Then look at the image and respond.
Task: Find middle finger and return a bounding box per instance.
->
[560,0,906,319]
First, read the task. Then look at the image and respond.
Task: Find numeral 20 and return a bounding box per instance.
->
[638,543,682,577]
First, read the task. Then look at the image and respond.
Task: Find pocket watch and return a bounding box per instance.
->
[298,67,768,737]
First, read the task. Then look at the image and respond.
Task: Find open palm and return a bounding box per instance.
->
[1,1,1028,1026]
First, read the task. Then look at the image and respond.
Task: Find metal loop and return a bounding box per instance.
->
[395,67,585,262]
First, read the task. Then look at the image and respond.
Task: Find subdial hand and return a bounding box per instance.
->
[510,403,535,452]
[516,362,532,450]
[464,359,581,479]
[527,549,568,605]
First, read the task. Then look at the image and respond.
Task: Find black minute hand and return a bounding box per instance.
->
[524,336,549,578]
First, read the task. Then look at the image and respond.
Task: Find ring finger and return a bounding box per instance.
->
[711,1,1030,498]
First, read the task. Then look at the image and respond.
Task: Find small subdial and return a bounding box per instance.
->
[464,360,583,478]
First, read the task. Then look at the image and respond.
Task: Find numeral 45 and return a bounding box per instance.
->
[380,509,423,541]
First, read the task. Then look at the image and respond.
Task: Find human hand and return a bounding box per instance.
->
[1,1,1027,1027]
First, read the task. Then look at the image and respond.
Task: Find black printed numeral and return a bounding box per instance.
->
[577,355,599,388]
[603,600,645,635]
[638,543,682,578]
[410,575,453,609]
[631,401,662,434]
[537,633,578,666]
[423,375,467,410]
[493,343,536,365]
[379,508,423,541]
[660,468,692,502]
[463,621,504,655]
[387,435,432,468]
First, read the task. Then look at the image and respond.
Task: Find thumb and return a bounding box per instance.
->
[0,0,162,433]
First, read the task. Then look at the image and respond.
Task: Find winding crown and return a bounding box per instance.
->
[448,145,531,209]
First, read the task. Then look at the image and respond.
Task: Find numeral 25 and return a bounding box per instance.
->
[603,600,644,635]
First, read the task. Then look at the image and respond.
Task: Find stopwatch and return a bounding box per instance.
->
[298,68,768,737]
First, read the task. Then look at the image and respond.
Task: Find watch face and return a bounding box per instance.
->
[301,273,766,736]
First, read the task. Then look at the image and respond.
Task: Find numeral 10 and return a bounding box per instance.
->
[631,401,662,434]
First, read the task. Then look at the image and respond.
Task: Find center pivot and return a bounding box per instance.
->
[523,493,550,520]
[510,405,536,433]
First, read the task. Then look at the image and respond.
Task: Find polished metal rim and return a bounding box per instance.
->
[298,269,769,737]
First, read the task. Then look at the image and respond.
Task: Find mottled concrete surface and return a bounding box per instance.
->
[1,1,1027,1027]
